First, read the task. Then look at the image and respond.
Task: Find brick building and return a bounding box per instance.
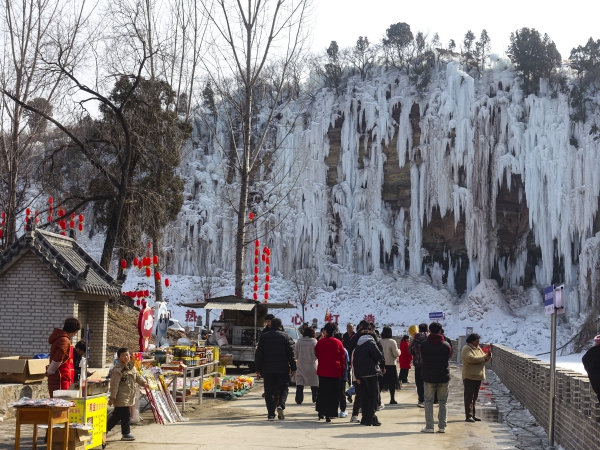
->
[0,227,121,367]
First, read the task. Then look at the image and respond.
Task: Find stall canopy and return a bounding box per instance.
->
[179,295,295,310]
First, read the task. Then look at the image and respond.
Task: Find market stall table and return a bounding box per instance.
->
[162,361,220,411]
[14,405,70,450]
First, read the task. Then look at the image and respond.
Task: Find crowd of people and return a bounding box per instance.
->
[254,316,494,431]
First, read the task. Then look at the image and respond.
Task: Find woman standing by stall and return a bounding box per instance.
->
[314,322,345,422]
[294,327,319,404]
[46,317,81,397]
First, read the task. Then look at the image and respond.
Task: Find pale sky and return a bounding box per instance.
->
[311,0,598,60]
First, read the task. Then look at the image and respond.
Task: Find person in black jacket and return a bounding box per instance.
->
[352,329,384,426]
[582,335,600,402]
[255,318,297,421]
[419,322,452,433]
[342,323,355,350]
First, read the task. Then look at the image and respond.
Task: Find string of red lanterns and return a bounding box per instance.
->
[253,239,260,300]
[263,246,271,302]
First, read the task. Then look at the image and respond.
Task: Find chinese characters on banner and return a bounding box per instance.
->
[185,309,197,323]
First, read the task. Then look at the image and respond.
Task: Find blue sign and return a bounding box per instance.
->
[429,312,445,320]
[544,285,554,315]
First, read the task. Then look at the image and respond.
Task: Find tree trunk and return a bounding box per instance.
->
[100,182,127,271]
[153,237,163,302]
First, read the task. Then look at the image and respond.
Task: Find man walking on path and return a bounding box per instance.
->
[255,318,297,421]
[409,323,428,407]
[420,322,452,433]
[461,333,492,422]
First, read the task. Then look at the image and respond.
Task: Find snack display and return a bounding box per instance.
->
[10,397,75,408]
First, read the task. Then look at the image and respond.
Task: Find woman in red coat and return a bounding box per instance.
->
[46,317,81,397]
[314,322,345,422]
[398,335,412,384]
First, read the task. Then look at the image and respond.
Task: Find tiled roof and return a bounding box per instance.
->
[0,227,121,297]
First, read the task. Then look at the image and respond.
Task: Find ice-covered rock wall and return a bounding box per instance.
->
[164,57,600,313]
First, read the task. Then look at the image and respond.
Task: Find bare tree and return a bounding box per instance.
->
[0,0,85,246]
[291,265,318,323]
[199,0,313,297]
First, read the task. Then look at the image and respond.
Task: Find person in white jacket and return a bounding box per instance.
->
[294,327,319,404]
[380,327,400,404]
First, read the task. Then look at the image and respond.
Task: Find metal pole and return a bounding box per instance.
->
[253,305,257,347]
[548,308,557,447]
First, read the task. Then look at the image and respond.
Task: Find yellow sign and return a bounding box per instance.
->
[68,394,108,449]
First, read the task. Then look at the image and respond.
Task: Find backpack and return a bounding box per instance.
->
[409,333,425,367]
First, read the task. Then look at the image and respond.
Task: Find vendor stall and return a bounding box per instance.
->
[67,394,108,449]
[179,296,295,372]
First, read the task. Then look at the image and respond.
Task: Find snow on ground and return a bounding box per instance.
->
[538,353,587,375]
[120,267,582,357]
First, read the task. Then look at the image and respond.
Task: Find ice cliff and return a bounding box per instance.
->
[163,57,600,315]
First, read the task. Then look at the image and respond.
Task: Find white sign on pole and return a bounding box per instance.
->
[554,284,565,315]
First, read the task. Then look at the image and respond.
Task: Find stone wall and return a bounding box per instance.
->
[491,345,600,450]
[0,381,49,420]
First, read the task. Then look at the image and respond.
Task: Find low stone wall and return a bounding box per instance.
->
[0,380,48,420]
[491,345,600,450]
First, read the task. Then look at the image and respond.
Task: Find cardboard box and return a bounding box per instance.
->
[50,427,91,450]
[0,356,49,383]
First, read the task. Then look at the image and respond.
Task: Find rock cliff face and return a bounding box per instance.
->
[165,58,600,314]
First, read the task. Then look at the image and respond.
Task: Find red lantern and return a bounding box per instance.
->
[26,208,31,216]
[145,268,151,278]
[69,220,75,229]
[253,293,258,300]
[254,266,259,274]
[254,275,259,283]
[261,254,266,261]
[153,255,159,266]
[48,215,53,223]
[144,257,151,267]
[266,248,271,256]
[48,197,53,204]
[78,214,84,222]
[70,212,75,220]
[145,290,150,297]
[120,259,127,269]
[165,278,170,288]
[133,257,139,266]
[265,266,270,273]
[136,291,143,298]
[0,230,3,239]
[264,292,269,300]
[265,283,269,291]
[266,257,270,265]
[78,223,83,233]
[136,300,141,306]
[254,249,259,256]
[0,211,4,219]
[155,271,161,281]
[255,239,260,247]
[59,209,65,218]
[254,257,259,265]
[249,212,254,221]
[137,260,143,270]
[253,284,258,292]
[265,275,270,282]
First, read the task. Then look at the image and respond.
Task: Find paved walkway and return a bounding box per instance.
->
[0,365,525,449]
